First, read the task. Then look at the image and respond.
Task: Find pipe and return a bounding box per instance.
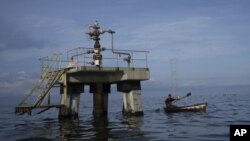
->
[110,33,131,67]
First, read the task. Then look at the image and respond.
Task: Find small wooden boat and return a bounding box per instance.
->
[164,102,207,113]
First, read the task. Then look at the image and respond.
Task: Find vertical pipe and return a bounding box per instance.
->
[132,52,134,68]
[116,54,119,67]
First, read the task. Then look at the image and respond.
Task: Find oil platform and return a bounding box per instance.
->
[15,21,150,118]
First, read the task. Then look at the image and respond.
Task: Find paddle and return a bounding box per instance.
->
[174,92,192,102]
[182,92,192,99]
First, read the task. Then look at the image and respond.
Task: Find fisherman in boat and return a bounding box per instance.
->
[164,92,207,113]
[165,94,180,108]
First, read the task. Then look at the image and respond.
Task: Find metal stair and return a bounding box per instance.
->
[15,54,68,115]
[33,69,65,107]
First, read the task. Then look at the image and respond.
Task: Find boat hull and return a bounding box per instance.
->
[164,102,207,113]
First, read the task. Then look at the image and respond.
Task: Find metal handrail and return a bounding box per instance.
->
[39,47,149,71]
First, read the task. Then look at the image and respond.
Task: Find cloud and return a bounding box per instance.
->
[0,71,36,95]
[0,18,57,62]
[109,16,250,87]
[21,16,85,44]
[117,17,243,61]
[0,16,86,61]
[0,18,48,51]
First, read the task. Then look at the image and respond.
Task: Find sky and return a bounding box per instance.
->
[0,0,250,94]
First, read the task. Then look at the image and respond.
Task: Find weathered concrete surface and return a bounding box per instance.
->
[59,74,83,118]
[123,90,144,116]
[66,67,150,83]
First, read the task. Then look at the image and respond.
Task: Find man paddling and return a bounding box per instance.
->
[165,94,180,108]
[165,92,191,108]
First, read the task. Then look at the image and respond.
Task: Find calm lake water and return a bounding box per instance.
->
[0,85,250,141]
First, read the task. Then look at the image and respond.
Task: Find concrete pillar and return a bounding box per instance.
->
[59,74,84,118]
[123,90,143,116]
[90,83,110,116]
[59,92,80,118]
[117,81,143,116]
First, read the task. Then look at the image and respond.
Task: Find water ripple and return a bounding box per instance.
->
[1,85,250,140]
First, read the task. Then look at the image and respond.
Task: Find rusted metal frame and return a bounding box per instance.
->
[15,104,63,115]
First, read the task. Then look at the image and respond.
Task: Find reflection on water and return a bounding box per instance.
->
[90,116,110,140]
[57,115,147,141]
[59,118,81,141]
[1,85,250,141]
[122,116,144,130]
[121,116,147,140]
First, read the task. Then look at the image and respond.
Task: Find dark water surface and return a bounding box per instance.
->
[0,85,250,141]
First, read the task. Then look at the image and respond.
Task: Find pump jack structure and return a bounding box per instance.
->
[15,21,150,118]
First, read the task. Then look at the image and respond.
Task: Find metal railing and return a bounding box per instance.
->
[39,47,149,71]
